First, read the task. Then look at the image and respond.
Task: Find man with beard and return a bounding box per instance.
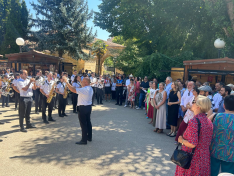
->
[217,86,231,113]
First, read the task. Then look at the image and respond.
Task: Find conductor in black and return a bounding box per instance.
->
[63,76,93,145]
[17,70,37,132]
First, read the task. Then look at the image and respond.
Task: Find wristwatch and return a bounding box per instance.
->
[182,139,184,145]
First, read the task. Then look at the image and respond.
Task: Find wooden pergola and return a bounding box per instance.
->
[4,50,75,75]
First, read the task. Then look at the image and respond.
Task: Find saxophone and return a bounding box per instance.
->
[63,84,68,99]
[47,82,57,103]
[5,79,12,93]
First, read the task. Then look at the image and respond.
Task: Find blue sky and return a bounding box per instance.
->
[24,0,110,40]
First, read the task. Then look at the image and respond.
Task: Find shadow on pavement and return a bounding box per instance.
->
[8,102,175,175]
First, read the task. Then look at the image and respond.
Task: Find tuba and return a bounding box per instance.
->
[63,84,68,99]
[47,82,57,103]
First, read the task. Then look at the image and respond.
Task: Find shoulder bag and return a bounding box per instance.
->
[171,118,201,169]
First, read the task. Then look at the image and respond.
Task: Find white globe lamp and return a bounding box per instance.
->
[16,37,25,53]
[214,38,225,58]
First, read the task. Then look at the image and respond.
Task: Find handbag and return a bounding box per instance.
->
[171,118,201,169]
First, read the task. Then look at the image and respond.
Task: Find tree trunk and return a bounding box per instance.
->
[226,0,234,34]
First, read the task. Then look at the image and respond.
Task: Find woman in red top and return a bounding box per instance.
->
[175,95,213,176]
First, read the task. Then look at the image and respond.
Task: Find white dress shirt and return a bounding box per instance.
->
[97,79,104,89]
[150,89,157,98]
[212,92,222,110]
[180,89,194,107]
[12,79,18,86]
[56,82,66,94]
[76,86,93,106]
[72,82,80,89]
[111,83,116,91]
[35,76,44,88]
[125,79,130,87]
[71,75,76,82]
[104,79,111,87]
[17,78,34,97]
[41,80,55,95]
[90,77,97,87]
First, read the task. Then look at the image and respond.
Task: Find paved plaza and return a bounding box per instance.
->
[0,100,176,176]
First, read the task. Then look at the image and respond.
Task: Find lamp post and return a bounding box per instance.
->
[16,37,25,53]
[214,38,225,58]
[113,57,117,75]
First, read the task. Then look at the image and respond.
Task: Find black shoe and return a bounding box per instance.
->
[91,104,95,106]
[75,141,87,145]
[55,106,58,109]
[20,128,27,132]
[100,103,103,105]
[6,105,10,107]
[35,111,39,114]
[0,121,4,124]
[59,115,64,117]
[119,104,122,106]
[48,118,56,122]
[62,114,67,116]
[43,120,49,124]
[0,139,2,142]
[26,124,36,129]
[87,138,92,142]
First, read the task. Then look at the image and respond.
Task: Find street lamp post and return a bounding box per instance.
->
[16,37,25,53]
[214,38,225,58]
[113,57,117,75]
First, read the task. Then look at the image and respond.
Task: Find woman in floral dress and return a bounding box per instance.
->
[175,95,213,176]
[127,79,136,108]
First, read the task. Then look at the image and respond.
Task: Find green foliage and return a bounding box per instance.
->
[31,0,95,59]
[21,0,29,39]
[1,0,24,55]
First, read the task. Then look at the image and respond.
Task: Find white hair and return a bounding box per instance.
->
[166,77,172,82]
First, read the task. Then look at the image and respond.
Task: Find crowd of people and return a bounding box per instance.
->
[0,67,234,175]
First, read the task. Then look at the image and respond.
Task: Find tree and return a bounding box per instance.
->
[1,0,23,54]
[31,0,95,59]
[92,40,108,75]
[95,0,224,59]
[21,0,29,39]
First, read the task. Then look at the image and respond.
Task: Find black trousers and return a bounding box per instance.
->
[19,97,32,129]
[42,95,54,120]
[78,105,92,142]
[72,93,78,112]
[96,88,103,104]
[53,93,58,108]
[2,94,9,107]
[34,89,42,112]
[15,92,20,108]
[116,89,123,105]
[112,91,116,99]
[58,94,66,115]
[92,87,96,105]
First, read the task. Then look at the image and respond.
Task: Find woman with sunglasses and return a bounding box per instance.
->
[175,87,200,144]
[175,95,213,176]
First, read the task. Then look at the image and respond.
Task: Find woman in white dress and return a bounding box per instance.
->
[153,82,167,133]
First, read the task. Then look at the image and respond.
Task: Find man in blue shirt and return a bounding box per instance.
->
[136,76,149,110]
[115,75,124,106]
[218,86,231,113]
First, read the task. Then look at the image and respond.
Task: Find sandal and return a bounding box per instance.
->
[154,128,159,132]
[157,129,163,134]
[167,132,172,136]
[148,120,153,124]
[170,132,176,137]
